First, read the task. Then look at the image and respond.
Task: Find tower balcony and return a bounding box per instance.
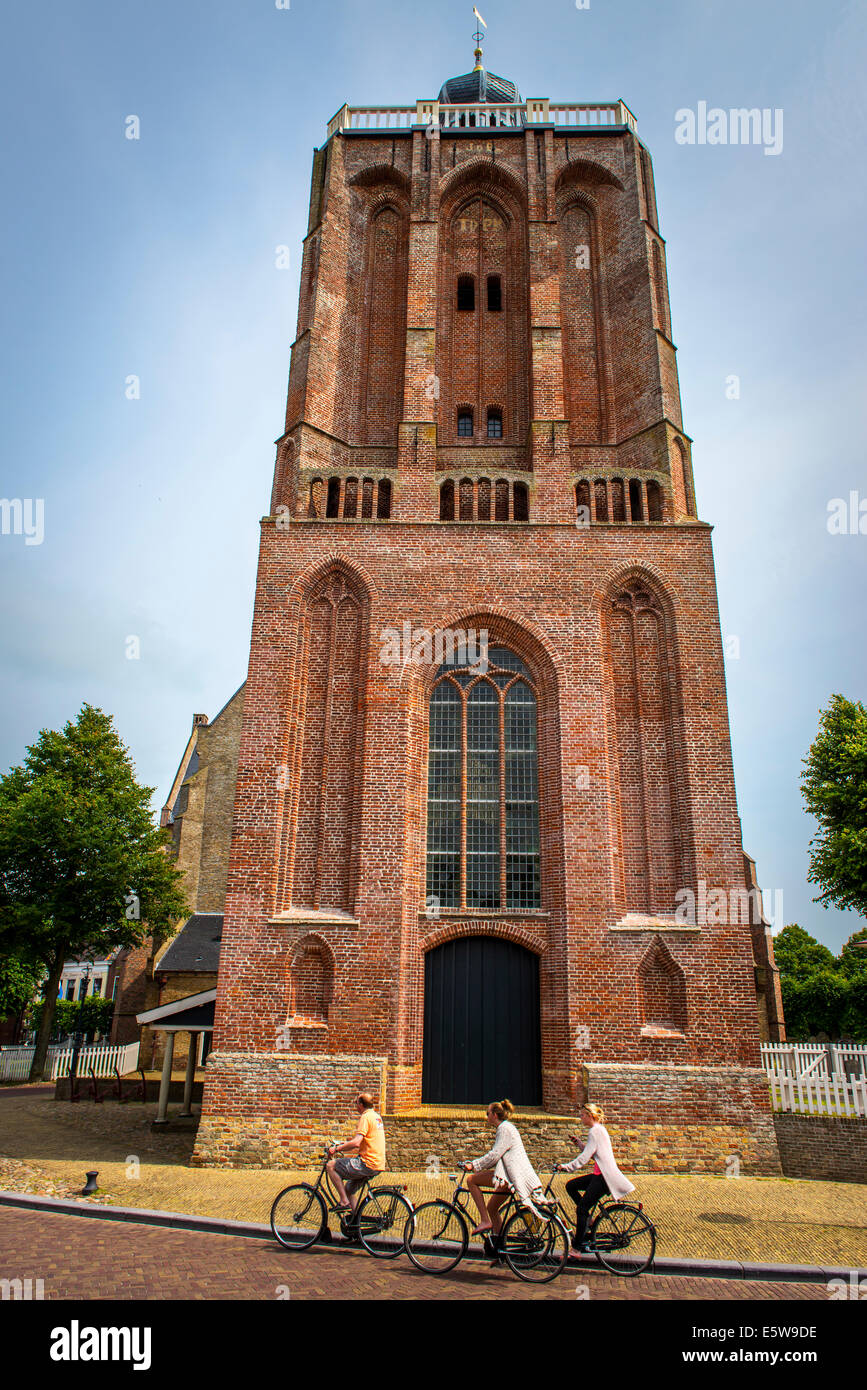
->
[326,98,637,139]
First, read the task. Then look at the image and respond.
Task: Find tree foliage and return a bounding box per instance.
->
[0,949,43,1020]
[0,704,189,1077]
[801,694,867,916]
[775,923,867,1041]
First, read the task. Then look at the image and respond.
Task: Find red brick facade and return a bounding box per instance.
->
[194,79,781,1171]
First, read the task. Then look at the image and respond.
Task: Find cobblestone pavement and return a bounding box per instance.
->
[0,1208,835,1301]
[1,1090,865,1267]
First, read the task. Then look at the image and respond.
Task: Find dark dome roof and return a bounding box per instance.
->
[438,67,522,106]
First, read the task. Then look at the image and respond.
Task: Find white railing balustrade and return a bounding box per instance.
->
[327,99,638,139]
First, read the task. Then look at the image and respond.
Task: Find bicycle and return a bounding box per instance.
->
[404,1167,571,1283]
[543,1168,657,1276]
[270,1144,414,1260]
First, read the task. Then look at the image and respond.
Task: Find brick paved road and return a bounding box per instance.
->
[0,1208,832,1301]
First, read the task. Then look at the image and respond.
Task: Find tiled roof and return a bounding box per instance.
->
[157,915,223,973]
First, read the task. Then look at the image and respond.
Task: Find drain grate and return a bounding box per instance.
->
[698,1211,752,1225]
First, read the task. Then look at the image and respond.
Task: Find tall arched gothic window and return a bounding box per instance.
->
[438,189,529,447]
[426,647,541,911]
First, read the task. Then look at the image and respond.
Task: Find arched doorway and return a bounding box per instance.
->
[422,936,542,1105]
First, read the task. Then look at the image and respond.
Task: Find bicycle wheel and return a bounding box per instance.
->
[356,1187,415,1259]
[501,1208,570,1284]
[405,1200,468,1274]
[591,1202,656,1276]
[270,1184,326,1250]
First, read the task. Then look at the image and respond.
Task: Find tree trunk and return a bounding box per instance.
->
[28,949,66,1082]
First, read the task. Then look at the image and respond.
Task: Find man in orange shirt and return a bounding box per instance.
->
[326,1092,387,1214]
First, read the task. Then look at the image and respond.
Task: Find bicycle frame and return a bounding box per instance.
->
[312,1143,412,1220]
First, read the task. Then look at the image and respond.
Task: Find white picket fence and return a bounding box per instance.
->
[761,1043,867,1117]
[0,1041,139,1083]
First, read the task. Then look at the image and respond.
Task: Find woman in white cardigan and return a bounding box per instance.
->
[462,1099,546,1237]
[556,1103,635,1250]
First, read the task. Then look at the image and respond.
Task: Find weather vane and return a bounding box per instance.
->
[472,6,487,71]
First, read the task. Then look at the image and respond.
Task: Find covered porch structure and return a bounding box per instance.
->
[136,989,215,1125]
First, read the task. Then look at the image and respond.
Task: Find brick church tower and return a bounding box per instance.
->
[193,40,781,1172]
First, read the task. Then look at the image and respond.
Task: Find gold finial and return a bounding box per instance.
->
[472,7,487,70]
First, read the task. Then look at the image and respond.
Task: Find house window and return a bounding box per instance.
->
[65,980,75,1000]
[326,477,340,518]
[486,408,503,439]
[487,275,503,311]
[457,410,474,438]
[457,275,475,311]
[92,978,103,997]
[513,482,529,522]
[426,647,541,911]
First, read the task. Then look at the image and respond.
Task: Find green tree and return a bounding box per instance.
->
[838,927,867,979]
[781,970,848,1039]
[0,949,43,1025]
[801,694,867,916]
[0,704,189,1080]
[839,974,867,1041]
[78,993,115,1042]
[772,923,837,977]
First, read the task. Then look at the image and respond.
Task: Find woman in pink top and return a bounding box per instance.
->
[556,1103,635,1251]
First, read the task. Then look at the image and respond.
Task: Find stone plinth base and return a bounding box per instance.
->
[582,1062,781,1175]
[191,1051,388,1167]
[192,1054,782,1175]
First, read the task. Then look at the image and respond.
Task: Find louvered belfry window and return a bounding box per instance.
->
[426,647,541,911]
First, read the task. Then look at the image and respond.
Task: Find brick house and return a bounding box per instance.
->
[182,48,784,1171]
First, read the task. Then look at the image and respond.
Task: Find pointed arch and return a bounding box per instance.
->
[437,167,530,453]
[278,561,372,914]
[637,935,687,1034]
[287,934,335,1025]
[601,568,689,917]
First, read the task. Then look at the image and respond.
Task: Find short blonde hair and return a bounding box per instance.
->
[582,1102,605,1124]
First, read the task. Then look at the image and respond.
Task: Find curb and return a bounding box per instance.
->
[1,1190,862,1285]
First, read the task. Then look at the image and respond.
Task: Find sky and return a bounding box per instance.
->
[0,0,864,953]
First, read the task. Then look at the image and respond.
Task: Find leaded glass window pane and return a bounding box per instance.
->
[425,650,541,912]
[504,681,541,908]
[426,681,460,908]
[466,681,500,908]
